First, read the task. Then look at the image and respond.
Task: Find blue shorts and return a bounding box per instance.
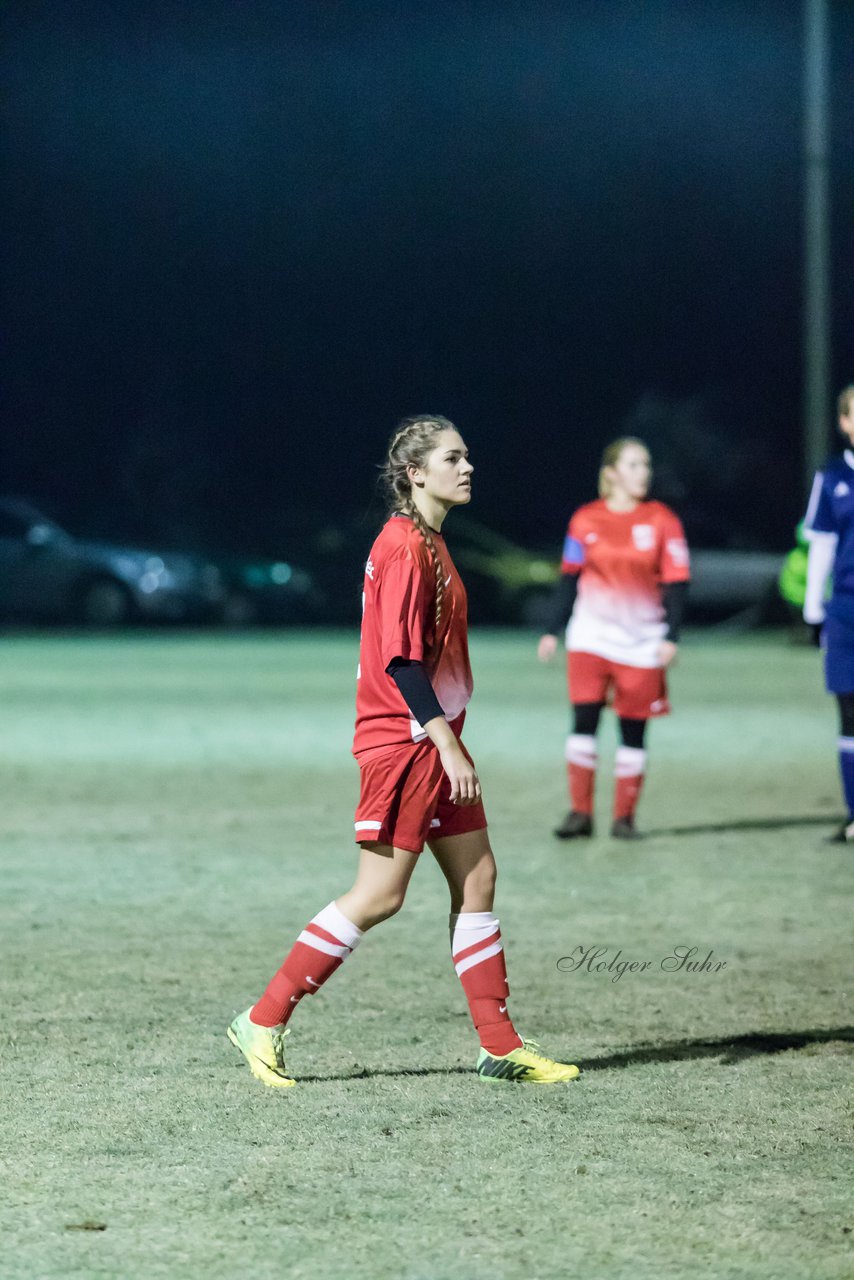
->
[824,616,854,694]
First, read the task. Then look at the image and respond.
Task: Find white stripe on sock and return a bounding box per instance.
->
[565,733,597,767]
[296,931,350,958]
[455,940,503,977]
[615,746,647,778]
[314,901,364,951]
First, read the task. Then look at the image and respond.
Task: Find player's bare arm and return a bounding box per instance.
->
[423,715,481,806]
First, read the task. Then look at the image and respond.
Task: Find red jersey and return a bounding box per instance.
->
[353,515,473,758]
[561,499,690,667]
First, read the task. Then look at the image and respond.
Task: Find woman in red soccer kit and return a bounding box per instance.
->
[228,416,579,1087]
[538,437,690,839]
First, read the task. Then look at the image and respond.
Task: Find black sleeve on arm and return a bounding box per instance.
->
[385,658,445,728]
[662,580,688,642]
[543,572,579,636]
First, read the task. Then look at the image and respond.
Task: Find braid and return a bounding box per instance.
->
[380,414,456,632]
[402,498,444,630]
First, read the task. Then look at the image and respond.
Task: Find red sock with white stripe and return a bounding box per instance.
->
[614,746,647,820]
[249,901,363,1028]
[566,733,597,814]
[450,911,522,1056]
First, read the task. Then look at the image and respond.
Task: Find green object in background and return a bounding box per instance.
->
[778,522,809,609]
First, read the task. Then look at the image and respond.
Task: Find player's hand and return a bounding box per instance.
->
[537,634,558,662]
[658,640,678,669]
[439,743,481,806]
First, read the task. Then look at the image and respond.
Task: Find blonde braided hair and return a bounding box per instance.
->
[381,415,456,630]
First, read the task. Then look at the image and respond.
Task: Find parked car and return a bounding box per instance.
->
[0,498,225,625]
[216,555,326,625]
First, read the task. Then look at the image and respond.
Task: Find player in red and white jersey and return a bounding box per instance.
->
[353,511,473,757]
[538,437,690,839]
[228,416,579,1089]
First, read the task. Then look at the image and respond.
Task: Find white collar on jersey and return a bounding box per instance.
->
[845,450,854,471]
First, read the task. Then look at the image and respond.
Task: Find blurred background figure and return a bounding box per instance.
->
[802,384,854,843]
[537,438,689,840]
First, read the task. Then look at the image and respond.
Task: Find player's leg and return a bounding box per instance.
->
[556,700,602,838]
[429,827,516,1051]
[228,845,418,1087]
[429,822,579,1083]
[557,651,608,839]
[610,661,669,838]
[253,842,418,1025]
[228,741,439,1087]
[824,617,854,842]
[612,716,648,838]
[830,692,854,842]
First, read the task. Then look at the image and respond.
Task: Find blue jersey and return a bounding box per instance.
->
[804,451,854,624]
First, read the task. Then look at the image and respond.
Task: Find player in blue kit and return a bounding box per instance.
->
[803,384,854,843]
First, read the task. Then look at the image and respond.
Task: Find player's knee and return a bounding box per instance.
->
[363,888,407,926]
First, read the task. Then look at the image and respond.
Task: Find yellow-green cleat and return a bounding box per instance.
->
[227,1007,296,1088]
[476,1038,580,1084]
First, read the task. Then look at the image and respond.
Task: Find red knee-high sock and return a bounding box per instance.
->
[614,746,647,820]
[566,733,597,814]
[450,912,522,1056]
[250,901,363,1028]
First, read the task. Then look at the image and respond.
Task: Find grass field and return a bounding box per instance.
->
[1,629,852,1280]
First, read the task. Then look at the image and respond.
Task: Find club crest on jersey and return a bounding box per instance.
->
[632,524,655,551]
[834,481,850,498]
[365,558,375,580]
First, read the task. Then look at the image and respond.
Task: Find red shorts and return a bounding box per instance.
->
[354,734,488,855]
[568,650,670,719]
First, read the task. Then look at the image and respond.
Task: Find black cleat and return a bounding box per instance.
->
[554,810,593,840]
[825,820,854,844]
[611,816,643,840]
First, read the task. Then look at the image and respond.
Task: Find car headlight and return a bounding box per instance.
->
[270,562,292,585]
[139,559,177,593]
[114,555,145,577]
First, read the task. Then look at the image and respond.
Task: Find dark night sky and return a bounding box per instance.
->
[3,1,853,556]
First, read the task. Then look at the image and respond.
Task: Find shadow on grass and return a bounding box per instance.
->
[288,1027,853,1082]
[646,814,838,837]
[581,1026,854,1070]
[294,1066,474,1083]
